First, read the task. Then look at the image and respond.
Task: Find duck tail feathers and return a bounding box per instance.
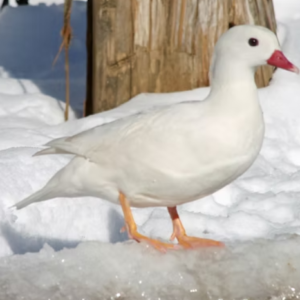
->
[33,148,68,156]
[12,185,57,210]
[34,136,84,157]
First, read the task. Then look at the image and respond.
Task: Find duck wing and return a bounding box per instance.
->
[36,102,208,164]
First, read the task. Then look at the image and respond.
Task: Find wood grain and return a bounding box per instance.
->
[87,0,277,113]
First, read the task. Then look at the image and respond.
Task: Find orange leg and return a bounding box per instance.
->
[167,207,225,249]
[119,193,179,252]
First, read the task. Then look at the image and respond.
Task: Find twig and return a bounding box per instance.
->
[53,0,73,121]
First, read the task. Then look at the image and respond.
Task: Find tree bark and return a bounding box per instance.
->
[86,0,276,114]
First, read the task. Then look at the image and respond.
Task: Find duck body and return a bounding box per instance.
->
[14,25,298,251]
[39,82,264,208]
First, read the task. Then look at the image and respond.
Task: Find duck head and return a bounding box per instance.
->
[210,25,299,81]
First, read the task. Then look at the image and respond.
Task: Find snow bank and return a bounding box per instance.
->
[0,0,300,299]
[0,2,86,114]
[28,0,86,6]
[1,238,300,300]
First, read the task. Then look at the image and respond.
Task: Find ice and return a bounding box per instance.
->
[1,239,300,300]
[0,0,300,299]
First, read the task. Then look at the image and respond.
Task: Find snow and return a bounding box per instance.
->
[0,0,300,299]
[0,2,87,115]
[1,239,300,300]
[5,0,86,8]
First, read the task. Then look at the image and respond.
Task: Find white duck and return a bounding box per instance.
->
[14,25,298,251]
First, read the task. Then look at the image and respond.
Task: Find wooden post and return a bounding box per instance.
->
[86,0,276,114]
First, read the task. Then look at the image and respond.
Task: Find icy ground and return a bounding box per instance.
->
[1,0,300,299]
[2,238,300,300]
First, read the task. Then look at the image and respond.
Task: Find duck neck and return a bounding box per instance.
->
[208,57,258,106]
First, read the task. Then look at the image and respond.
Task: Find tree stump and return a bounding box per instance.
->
[86,0,276,114]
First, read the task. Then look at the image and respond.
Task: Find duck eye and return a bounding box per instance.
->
[248,38,259,47]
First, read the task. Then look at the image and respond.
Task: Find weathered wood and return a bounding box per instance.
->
[87,0,276,114]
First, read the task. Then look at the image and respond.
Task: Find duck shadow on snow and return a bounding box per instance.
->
[1,208,128,255]
[108,208,129,244]
[1,223,80,255]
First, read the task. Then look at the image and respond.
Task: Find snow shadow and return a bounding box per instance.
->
[0,206,127,255]
[0,2,87,114]
[107,208,128,244]
[1,223,80,254]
